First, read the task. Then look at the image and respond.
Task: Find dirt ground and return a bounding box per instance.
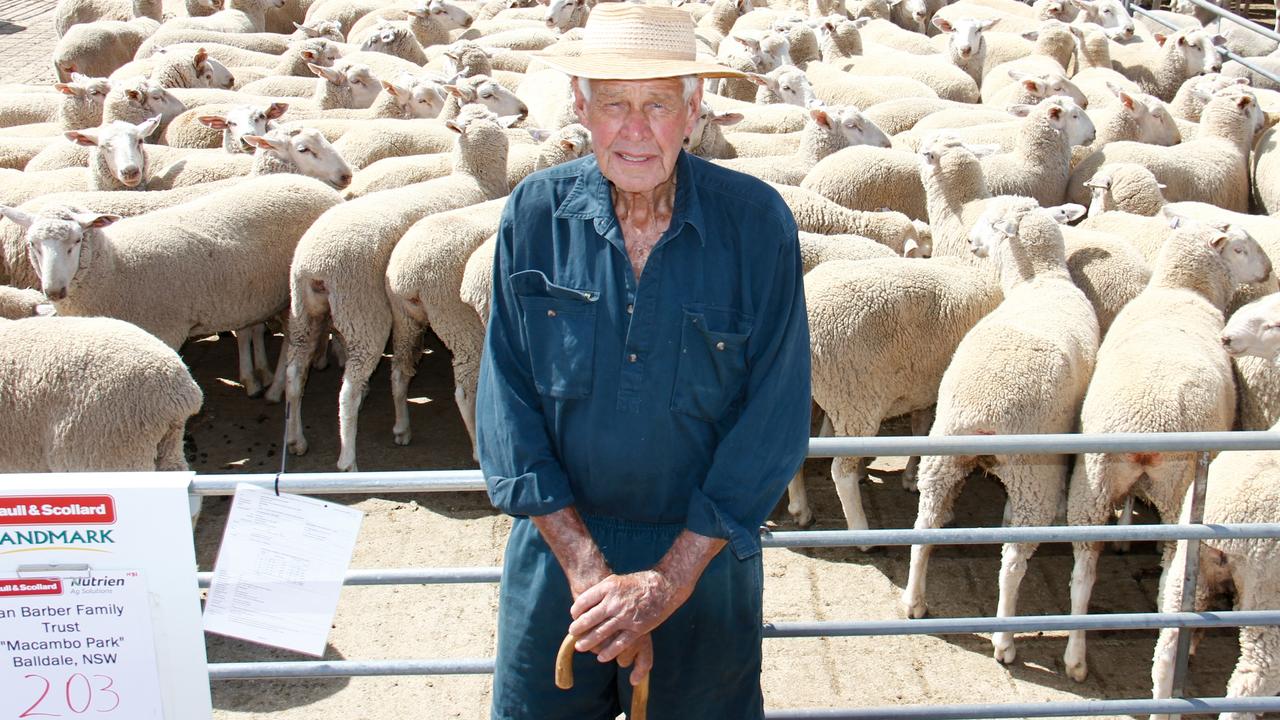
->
[183,331,1251,720]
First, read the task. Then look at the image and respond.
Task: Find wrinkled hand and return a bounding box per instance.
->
[616,632,654,686]
[568,570,689,664]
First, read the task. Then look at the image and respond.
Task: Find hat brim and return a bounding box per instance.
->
[532,53,746,80]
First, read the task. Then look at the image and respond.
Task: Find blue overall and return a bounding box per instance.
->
[476,151,811,719]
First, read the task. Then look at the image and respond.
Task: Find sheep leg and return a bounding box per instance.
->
[1151,530,1194,719]
[902,454,969,619]
[831,455,870,547]
[390,303,424,446]
[284,313,324,457]
[235,328,264,397]
[332,305,391,473]
[251,323,273,388]
[1112,494,1136,554]
[990,456,1061,665]
[456,384,477,460]
[1221,621,1280,720]
[1064,453,1122,683]
[313,330,332,370]
[264,316,290,404]
[902,406,934,492]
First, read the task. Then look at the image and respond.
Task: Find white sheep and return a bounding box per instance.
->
[54,0,161,37]
[0,73,110,131]
[384,197,507,450]
[1061,220,1273,683]
[347,0,472,44]
[52,16,160,81]
[0,286,53,319]
[65,116,163,191]
[146,125,352,189]
[715,105,891,184]
[0,314,203,475]
[7,175,341,354]
[806,59,941,108]
[770,182,925,255]
[196,101,289,152]
[1110,27,1224,101]
[279,105,516,472]
[164,0,286,33]
[794,254,1001,530]
[1068,87,1262,212]
[146,46,236,89]
[902,197,1099,666]
[1251,124,1280,215]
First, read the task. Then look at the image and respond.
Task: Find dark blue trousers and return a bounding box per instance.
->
[491,514,765,720]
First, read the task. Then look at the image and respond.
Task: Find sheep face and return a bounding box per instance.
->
[1222,293,1280,360]
[195,55,235,89]
[298,38,341,68]
[313,62,382,108]
[447,75,528,120]
[544,0,584,31]
[245,128,353,189]
[1138,95,1182,145]
[812,105,891,149]
[1158,29,1225,76]
[126,79,185,123]
[199,102,287,153]
[685,102,741,153]
[936,18,992,62]
[292,20,345,41]
[758,33,793,72]
[1217,225,1272,286]
[747,65,815,107]
[1008,69,1089,108]
[410,0,473,28]
[65,117,159,188]
[5,208,119,302]
[1073,0,1134,39]
[384,76,448,118]
[54,74,112,107]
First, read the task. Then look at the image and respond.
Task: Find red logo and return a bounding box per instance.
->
[0,578,63,597]
[0,496,117,526]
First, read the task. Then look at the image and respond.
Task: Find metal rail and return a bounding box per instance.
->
[765,696,1280,719]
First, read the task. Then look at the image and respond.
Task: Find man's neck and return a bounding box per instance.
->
[612,173,678,280]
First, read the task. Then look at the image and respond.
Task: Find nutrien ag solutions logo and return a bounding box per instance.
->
[0,496,117,550]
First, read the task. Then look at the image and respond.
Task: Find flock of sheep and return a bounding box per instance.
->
[4,0,1280,709]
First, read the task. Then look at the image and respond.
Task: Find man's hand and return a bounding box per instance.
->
[617,633,654,686]
[568,530,727,663]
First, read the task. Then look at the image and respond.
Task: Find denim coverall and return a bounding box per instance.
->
[477,150,811,719]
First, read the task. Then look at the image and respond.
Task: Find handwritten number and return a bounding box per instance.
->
[19,674,59,717]
[65,674,90,714]
[92,675,120,713]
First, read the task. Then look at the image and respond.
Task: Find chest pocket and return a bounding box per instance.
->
[671,304,753,422]
[512,269,599,400]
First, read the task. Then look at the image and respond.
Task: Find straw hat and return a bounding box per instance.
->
[533,3,745,80]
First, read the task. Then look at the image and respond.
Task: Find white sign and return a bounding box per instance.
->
[0,473,211,720]
[0,570,164,719]
[203,485,363,657]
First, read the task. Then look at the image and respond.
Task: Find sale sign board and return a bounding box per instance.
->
[0,570,164,719]
[0,473,211,720]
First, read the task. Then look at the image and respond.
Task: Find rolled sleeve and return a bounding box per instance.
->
[476,198,577,517]
[685,211,811,559]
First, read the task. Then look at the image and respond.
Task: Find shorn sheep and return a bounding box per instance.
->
[1062,220,1273,683]
[902,197,1099,665]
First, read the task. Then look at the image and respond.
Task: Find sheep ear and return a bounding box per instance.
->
[712,111,743,126]
[810,106,831,127]
[380,79,405,97]
[267,102,289,119]
[242,134,283,151]
[1046,104,1064,121]
[1007,104,1033,117]
[1117,90,1136,110]
[851,17,870,28]
[1157,182,1167,190]
[64,129,100,147]
[1022,77,1046,93]
[138,115,162,138]
[445,119,464,134]
[197,114,230,129]
[745,72,769,87]
[0,205,35,228]
[1237,93,1255,109]
[70,212,119,229]
[1210,232,1229,251]
[496,114,522,128]
[977,18,995,29]
[125,88,142,101]
[903,236,922,258]
[1007,69,1028,80]
[930,16,953,32]
[69,71,90,83]
[526,128,552,141]
[194,47,208,67]
[310,63,342,82]
[444,84,465,98]
[300,49,317,62]
[1047,203,1086,223]
[52,82,79,96]
[1211,33,1226,46]
[558,138,580,152]
[1021,30,1040,41]
[1154,32,1168,46]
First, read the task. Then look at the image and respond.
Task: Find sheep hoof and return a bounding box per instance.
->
[901,477,919,493]
[993,638,1016,665]
[288,437,309,456]
[337,457,357,472]
[263,384,284,404]
[244,380,264,399]
[1064,659,1088,683]
[789,508,814,529]
[393,428,411,446]
[900,596,927,619]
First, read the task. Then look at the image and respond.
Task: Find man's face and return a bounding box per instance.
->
[572,77,700,194]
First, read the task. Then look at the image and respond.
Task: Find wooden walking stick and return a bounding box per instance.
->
[555,633,650,720]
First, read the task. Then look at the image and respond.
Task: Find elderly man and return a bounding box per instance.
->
[476,4,811,718]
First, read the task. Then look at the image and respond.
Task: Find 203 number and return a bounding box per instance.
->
[18,673,120,717]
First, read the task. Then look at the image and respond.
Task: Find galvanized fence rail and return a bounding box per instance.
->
[1124,0,1280,84]
[192,431,1280,718]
